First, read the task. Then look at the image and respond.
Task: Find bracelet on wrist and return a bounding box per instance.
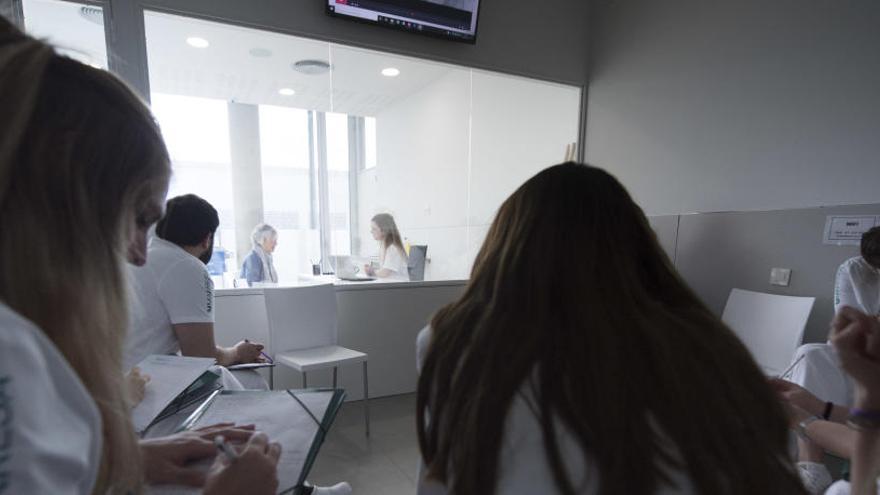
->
[847,408,880,431]
[822,401,834,421]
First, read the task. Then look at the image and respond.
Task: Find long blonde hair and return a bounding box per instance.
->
[371,213,405,257]
[0,19,170,494]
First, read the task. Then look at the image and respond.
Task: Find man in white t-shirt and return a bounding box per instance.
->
[835,226,880,317]
[125,194,264,370]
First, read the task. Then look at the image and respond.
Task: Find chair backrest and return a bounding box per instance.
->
[407,245,428,281]
[262,284,338,354]
[721,288,815,375]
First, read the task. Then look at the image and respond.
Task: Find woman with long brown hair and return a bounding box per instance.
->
[416,163,807,494]
[0,18,278,494]
[365,213,409,281]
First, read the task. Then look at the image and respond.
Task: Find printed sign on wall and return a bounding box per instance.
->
[824,215,880,245]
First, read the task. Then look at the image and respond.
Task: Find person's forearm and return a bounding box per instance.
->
[829,403,851,424]
[804,420,856,459]
[215,346,239,367]
[852,429,880,495]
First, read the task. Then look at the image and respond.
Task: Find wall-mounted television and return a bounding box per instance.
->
[326,0,481,44]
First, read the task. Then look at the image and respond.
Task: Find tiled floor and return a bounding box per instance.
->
[310,394,420,495]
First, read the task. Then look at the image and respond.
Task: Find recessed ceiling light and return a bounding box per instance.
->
[249,47,272,58]
[292,59,332,75]
[186,37,209,48]
[278,88,296,96]
[78,6,104,26]
[381,67,401,77]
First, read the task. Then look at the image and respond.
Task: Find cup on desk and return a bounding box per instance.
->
[312,264,321,276]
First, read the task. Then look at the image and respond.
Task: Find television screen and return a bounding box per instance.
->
[326,0,481,43]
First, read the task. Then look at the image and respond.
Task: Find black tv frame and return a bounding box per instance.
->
[326,0,481,44]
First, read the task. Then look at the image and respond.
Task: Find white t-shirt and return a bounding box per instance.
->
[381,245,410,281]
[415,327,694,495]
[834,256,880,316]
[125,237,215,370]
[0,302,102,494]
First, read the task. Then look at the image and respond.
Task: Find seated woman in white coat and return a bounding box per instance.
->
[241,223,279,286]
[365,213,410,281]
[0,19,279,494]
[415,163,807,495]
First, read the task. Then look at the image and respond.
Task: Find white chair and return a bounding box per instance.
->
[721,288,815,376]
[263,284,370,436]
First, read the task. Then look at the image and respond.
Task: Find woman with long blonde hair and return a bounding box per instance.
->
[0,18,278,494]
[416,163,807,495]
[365,213,409,281]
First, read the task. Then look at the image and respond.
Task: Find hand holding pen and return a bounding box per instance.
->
[204,433,282,495]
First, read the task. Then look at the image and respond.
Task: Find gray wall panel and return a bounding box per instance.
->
[648,215,680,263]
[587,0,880,215]
[674,204,880,343]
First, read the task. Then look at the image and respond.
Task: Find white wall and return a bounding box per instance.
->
[586,0,880,216]
[360,69,472,280]
[360,68,581,279]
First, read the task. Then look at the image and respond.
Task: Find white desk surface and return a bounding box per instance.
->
[215,277,467,296]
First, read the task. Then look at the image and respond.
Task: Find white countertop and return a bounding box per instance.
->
[215,277,467,295]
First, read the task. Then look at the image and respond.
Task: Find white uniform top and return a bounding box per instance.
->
[381,245,410,281]
[415,327,694,495]
[125,237,215,370]
[834,256,880,316]
[0,302,102,494]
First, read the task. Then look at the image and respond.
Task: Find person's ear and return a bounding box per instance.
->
[201,232,213,250]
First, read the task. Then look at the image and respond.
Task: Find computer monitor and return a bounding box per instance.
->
[326,0,481,43]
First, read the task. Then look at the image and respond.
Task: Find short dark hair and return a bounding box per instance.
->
[862,226,880,268]
[155,194,219,247]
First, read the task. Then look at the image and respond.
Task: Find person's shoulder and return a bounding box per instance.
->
[841,256,877,276]
[153,241,208,279]
[393,245,408,259]
[837,256,863,274]
[243,250,261,266]
[0,303,52,368]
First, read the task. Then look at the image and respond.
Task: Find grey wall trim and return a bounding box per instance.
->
[0,0,24,28]
[315,112,332,269]
[104,0,150,100]
[347,116,364,255]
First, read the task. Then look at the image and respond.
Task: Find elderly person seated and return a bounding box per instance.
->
[241,223,279,286]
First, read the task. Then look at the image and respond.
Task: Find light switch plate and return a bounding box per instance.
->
[770,267,792,287]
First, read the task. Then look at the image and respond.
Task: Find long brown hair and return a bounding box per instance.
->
[371,212,405,256]
[417,163,805,495]
[0,18,170,494]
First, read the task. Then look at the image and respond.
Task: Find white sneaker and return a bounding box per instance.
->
[312,482,353,495]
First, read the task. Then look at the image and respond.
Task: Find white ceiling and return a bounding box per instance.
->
[145,9,454,116]
[23,0,459,117]
[23,0,108,68]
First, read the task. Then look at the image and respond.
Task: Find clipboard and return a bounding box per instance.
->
[178,388,346,494]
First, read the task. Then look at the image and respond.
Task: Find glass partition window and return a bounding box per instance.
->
[21,0,107,69]
[143,10,580,284]
[258,105,317,282]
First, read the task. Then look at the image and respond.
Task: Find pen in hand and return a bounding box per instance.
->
[214,435,238,462]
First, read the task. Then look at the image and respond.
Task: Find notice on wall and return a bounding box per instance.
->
[823,215,880,245]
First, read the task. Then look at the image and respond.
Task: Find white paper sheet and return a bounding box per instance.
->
[131,355,216,433]
[148,390,336,495]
